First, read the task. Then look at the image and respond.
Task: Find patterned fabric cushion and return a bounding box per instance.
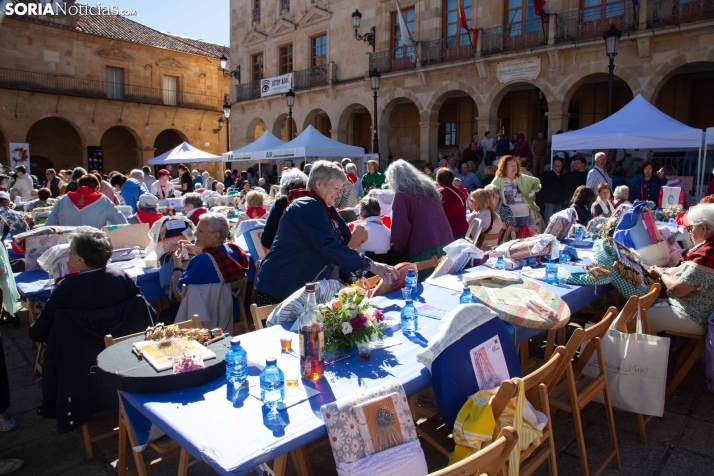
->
[593,239,650,297]
[557,267,612,286]
[266,279,343,326]
[14,226,77,271]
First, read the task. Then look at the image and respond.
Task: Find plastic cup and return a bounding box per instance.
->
[280,337,292,354]
[357,342,372,361]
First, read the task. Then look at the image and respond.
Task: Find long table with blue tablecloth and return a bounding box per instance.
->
[119,262,613,475]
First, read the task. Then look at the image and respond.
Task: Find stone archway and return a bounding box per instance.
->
[245,117,267,143]
[26,117,83,172]
[380,97,421,162]
[272,114,297,142]
[654,61,714,129]
[153,129,187,157]
[426,90,479,157]
[492,83,550,143]
[336,103,373,152]
[302,109,332,138]
[101,126,142,173]
[562,73,634,130]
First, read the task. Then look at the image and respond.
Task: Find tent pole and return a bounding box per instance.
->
[701,140,707,201]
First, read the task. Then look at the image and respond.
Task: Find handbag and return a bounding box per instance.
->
[580,304,670,417]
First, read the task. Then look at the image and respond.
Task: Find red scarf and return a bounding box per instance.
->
[346,173,358,185]
[246,206,266,219]
[68,186,102,210]
[288,189,339,222]
[684,236,714,269]
[203,243,249,283]
[134,209,163,227]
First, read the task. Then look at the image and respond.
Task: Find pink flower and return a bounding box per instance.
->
[373,310,385,322]
[329,299,340,310]
[350,314,369,330]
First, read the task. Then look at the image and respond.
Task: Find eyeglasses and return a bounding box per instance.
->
[687,223,699,232]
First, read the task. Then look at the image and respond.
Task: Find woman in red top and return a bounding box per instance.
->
[436,168,468,239]
[243,191,267,219]
[132,193,163,227]
[513,133,529,159]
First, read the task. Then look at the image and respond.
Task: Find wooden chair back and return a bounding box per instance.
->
[428,427,518,476]
[250,304,277,331]
[500,226,513,244]
[477,230,501,250]
[415,256,439,272]
[631,283,662,334]
[104,315,202,348]
[573,306,621,373]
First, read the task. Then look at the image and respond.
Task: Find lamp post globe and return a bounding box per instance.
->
[219,54,228,71]
[352,10,362,31]
[223,100,231,119]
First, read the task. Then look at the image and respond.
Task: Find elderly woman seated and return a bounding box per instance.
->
[26,187,57,213]
[255,161,398,305]
[130,193,162,227]
[261,168,308,250]
[237,191,266,224]
[613,185,631,209]
[347,197,392,263]
[647,204,714,336]
[29,227,155,434]
[182,192,208,224]
[46,174,126,229]
[171,213,249,332]
[469,189,504,249]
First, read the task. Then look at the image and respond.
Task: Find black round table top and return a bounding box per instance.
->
[97,334,232,393]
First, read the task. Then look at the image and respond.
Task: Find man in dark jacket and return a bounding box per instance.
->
[45,169,61,198]
[540,158,567,222]
[565,157,588,203]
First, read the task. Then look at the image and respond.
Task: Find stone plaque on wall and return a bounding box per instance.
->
[496,57,541,85]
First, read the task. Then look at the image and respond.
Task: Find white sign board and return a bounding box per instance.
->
[496,57,541,85]
[260,73,293,97]
[264,149,297,159]
[8,143,30,171]
[225,152,251,161]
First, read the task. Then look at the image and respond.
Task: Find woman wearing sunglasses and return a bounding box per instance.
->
[647,203,714,335]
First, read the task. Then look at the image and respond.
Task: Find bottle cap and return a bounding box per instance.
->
[266,357,277,365]
[305,283,315,292]
[230,336,241,345]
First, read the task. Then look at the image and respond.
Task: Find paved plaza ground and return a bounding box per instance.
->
[1,308,713,476]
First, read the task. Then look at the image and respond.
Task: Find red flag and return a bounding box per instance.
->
[457,0,479,49]
[534,0,549,23]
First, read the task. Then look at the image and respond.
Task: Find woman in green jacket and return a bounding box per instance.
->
[361,160,385,192]
[491,155,541,227]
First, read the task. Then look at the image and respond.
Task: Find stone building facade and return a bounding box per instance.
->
[0,4,230,178]
[228,0,714,168]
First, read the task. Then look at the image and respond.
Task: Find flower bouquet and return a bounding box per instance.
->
[320,286,386,355]
[655,205,683,223]
[593,216,620,240]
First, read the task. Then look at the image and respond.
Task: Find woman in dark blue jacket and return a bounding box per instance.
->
[255,161,398,305]
[629,162,667,203]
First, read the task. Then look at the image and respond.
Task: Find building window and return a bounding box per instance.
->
[443,122,457,146]
[106,67,124,100]
[443,0,471,38]
[311,34,327,68]
[505,0,539,35]
[582,0,625,22]
[252,53,264,82]
[252,0,260,23]
[392,7,415,54]
[162,75,178,106]
[279,44,293,75]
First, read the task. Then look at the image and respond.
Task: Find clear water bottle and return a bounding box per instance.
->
[495,255,505,270]
[668,217,676,227]
[405,269,417,299]
[545,260,558,284]
[225,337,248,386]
[575,226,585,242]
[299,283,324,381]
[401,288,417,335]
[260,357,284,409]
[522,257,537,267]
[459,282,475,304]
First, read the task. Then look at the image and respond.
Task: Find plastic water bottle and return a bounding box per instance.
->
[668,217,676,227]
[225,337,248,386]
[575,227,585,242]
[400,288,417,335]
[405,269,417,299]
[495,255,505,270]
[545,260,558,284]
[522,257,537,267]
[459,282,475,304]
[260,357,284,409]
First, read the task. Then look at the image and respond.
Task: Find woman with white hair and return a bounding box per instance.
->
[612,185,631,208]
[181,192,207,224]
[647,204,714,335]
[260,168,308,249]
[386,159,453,279]
[344,162,365,198]
[256,161,398,305]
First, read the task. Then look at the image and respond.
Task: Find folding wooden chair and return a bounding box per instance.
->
[104,316,201,475]
[427,427,518,476]
[415,255,439,273]
[548,306,623,476]
[249,303,277,331]
[500,226,514,244]
[231,275,250,336]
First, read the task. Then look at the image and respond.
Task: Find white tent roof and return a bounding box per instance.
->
[259,125,366,160]
[706,127,714,145]
[552,95,704,151]
[148,142,221,165]
[221,131,285,161]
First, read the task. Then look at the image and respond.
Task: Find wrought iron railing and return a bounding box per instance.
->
[481,18,547,55]
[369,45,418,74]
[236,81,261,101]
[0,67,223,110]
[280,0,289,12]
[648,0,714,28]
[293,63,336,91]
[252,7,260,23]
[556,2,636,43]
[421,33,474,65]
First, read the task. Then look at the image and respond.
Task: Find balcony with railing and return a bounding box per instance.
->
[293,63,337,91]
[421,33,474,66]
[648,0,714,28]
[369,45,418,74]
[481,18,547,56]
[556,1,636,44]
[236,81,261,102]
[0,67,223,110]
[279,0,289,13]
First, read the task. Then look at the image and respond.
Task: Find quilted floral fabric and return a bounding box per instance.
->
[14,226,77,271]
[593,239,650,297]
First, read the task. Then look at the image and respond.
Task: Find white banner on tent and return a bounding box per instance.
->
[224,152,251,160]
[265,148,299,159]
[260,73,293,97]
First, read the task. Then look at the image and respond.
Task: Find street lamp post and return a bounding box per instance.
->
[351,10,376,52]
[286,89,295,141]
[223,99,231,152]
[219,54,241,83]
[369,68,381,157]
[603,24,621,118]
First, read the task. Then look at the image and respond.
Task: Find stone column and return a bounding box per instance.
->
[331,128,347,144]
[477,115,499,140]
[638,1,648,31]
[138,147,157,167]
[545,112,570,142]
[419,121,439,164]
[547,14,556,46]
[79,146,89,171]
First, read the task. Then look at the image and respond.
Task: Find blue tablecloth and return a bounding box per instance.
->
[120,271,611,475]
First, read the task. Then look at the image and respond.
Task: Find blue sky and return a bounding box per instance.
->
[111,0,230,46]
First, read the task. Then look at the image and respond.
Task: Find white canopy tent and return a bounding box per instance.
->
[704,127,714,196]
[551,95,706,198]
[221,131,285,162]
[148,142,221,165]
[260,125,366,161]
